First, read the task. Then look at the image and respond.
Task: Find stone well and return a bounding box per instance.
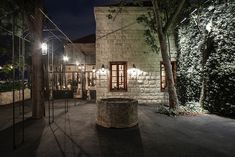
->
[96,98,138,128]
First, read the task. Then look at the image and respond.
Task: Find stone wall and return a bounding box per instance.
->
[0,88,31,105]
[95,7,177,105]
[64,44,85,64]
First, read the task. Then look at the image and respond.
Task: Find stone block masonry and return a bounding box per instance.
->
[0,88,31,105]
[95,7,176,105]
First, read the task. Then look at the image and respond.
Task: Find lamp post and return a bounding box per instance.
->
[41,42,49,98]
[41,39,57,124]
[62,55,69,113]
[63,55,69,89]
[41,42,48,55]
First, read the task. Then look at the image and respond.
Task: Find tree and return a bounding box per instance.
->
[113,0,186,111]
[130,0,186,111]
[151,0,185,110]
[23,0,44,118]
[1,0,44,118]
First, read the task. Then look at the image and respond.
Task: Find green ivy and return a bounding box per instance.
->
[177,1,235,116]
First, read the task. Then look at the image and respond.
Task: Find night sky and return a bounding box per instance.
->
[44,0,118,40]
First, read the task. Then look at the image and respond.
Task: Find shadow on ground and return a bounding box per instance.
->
[0,118,45,157]
[96,125,144,157]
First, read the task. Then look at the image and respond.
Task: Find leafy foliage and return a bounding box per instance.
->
[0,81,25,92]
[136,10,160,53]
[177,0,235,116]
[0,0,33,81]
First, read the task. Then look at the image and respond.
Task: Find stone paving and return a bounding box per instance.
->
[0,100,235,157]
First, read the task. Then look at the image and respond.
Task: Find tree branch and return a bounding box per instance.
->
[151,0,163,34]
[163,0,185,34]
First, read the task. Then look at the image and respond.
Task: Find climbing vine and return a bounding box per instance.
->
[177,0,235,116]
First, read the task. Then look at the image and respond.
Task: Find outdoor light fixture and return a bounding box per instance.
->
[63,55,69,62]
[78,64,82,69]
[0,66,2,70]
[101,64,105,72]
[41,42,48,55]
[92,66,96,73]
[76,61,79,66]
[81,64,85,71]
[133,64,136,71]
[133,64,136,68]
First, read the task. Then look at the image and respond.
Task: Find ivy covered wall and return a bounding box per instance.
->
[177,1,235,116]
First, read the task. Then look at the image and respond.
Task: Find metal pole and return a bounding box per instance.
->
[66,98,68,113]
[65,99,66,113]
[73,72,76,106]
[47,43,51,124]
[19,36,22,115]
[52,41,54,122]
[21,34,25,143]
[48,99,50,124]
[21,2,26,143]
[12,14,16,150]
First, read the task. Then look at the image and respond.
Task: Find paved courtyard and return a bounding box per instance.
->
[0,100,235,157]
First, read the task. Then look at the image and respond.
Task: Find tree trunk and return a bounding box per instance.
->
[160,36,179,109]
[152,0,184,109]
[199,34,213,107]
[26,0,44,119]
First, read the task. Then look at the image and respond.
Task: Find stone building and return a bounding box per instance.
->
[64,35,96,99]
[94,6,177,104]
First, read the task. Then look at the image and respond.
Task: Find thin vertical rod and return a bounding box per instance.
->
[52,42,54,122]
[48,44,51,124]
[21,3,25,143]
[48,99,50,124]
[65,99,66,113]
[19,37,21,115]
[22,35,25,143]
[12,15,16,150]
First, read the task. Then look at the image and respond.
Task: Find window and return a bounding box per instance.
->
[160,61,176,92]
[110,62,127,91]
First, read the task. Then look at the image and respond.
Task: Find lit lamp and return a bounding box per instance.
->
[76,61,79,66]
[101,64,105,72]
[41,42,48,55]
[63,55,69,62]
[92,66,96,73]
[78,64,81,69]
[81,64,85,71]
[75,61,80,73]
[62,55,69,90]
[133,64,136,73]
[0,66,2,70]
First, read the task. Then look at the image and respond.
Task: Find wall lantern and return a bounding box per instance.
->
[78,64,81,69]
[101,64,105,72]
[92,66,96,73]
[41,42,48,55]
[133,64,136,73]
[76,61,79,66]
[81,64,85,71]
[63,55,69,62]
